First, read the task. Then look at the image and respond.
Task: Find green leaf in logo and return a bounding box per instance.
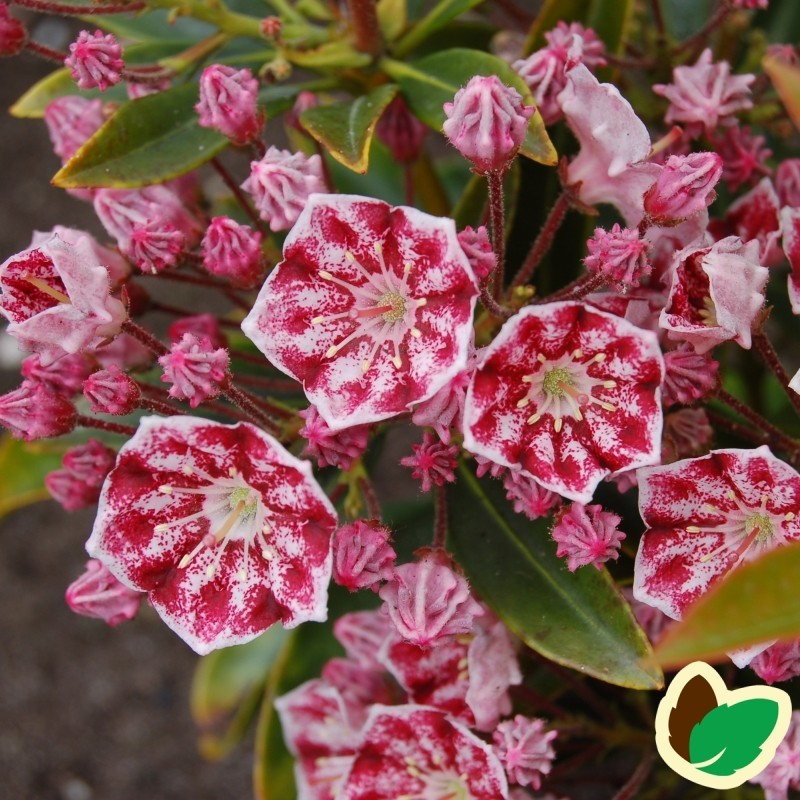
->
[688,699,782,776]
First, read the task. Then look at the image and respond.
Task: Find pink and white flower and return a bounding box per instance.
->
[0,234,127,365]
[634,447,800,630]
[749,710,800,800]
[660,236,767,353]
[242,194,478,430]
[65,559,142,627]
[400,431,459,492]
[716,177,783,265]
[86,415,338,654]
[464,301,664,503]
[339,705,509,799]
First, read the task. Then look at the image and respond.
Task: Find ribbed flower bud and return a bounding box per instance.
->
[0,382,77,440]
[66,559,142,627]
[332,520,396,592]
[644,152,723,224]
[83,365,140,415]
[158,333,229,407]
[0,3,27,56]
[196,64,264,145]
[201,216,264,288]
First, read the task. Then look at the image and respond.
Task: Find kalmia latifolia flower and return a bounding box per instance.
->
[241,146,326,232]
[551,502,625,571]
[297,404,369,471]
[196,64,264,145]
[341,705,509,800]
[0,381,77,440]
[661,343,719,406]
[750,640,800,685]
[83,365,140,415]
[242,194,478,430]
[443,75,534,174]
[400,431,459,492]
[201,216,264,288]
[332,519,396,591]
[713,125,772,192]
[584,223,651,287]
[643,152,723,224]
[633,447,800,652]
[0,234,127,366]
[64,30,124,92]
[464,301,664,503]
[493,715,557,789]
[719,177,783,265]
[86,416,338,654]
[0,3,27,56]
[168,314,227,350]
[66,559,143,627]
[749,711,800,800]
[44,96,105,163]
[660,236,767,353]
[653,49,754,135]
[379,552,484,647]
[376,95,427,164]
[158,333,229,408]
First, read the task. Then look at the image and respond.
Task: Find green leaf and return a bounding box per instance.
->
[191,626,289,759]
[81,8,214,41]
[447,464,663,689]
[377,0,408,42]
[654,542,800,668]
[300,84,398,173]
[283,40,372,69]
[394,0,484,57]
[763,53,800,133]
[0,435,65,519]
[382,50,557,166]
[587,0,634,57]
[523,0,587,56]
[52,83,228,189]
[689,700,781,776]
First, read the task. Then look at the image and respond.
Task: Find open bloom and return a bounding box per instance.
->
[86,416,338,654]
[464,301,664,503]
[0,234,126,365]
[634,447,800,635]
[242,194,478,430]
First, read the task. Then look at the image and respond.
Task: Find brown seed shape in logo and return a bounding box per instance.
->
[668,673,718,760]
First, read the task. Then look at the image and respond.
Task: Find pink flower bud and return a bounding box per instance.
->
[0,382,77,440]
[400,431,459,492]
[457,225,495,282]
[21,352,97,396]
[298,404,369,471]
[260,16,282,38]
[44,96,105,163]
[776,158,800,207]
[551,502,625,571]
[712,125,772,192]
[644,152,723,223]
[128,222,184,274]
[493,715,557,789]
[66,559,142,627]
[663,408,713,461]
[83,365,140,415]
[750,640,800,684]
[285,90,317,132]
[332,519,397,591]
[46,469,101,511]
[662,343,719,406]
[0,3,27,56]
[411,365,472,446]
[443,75,534,174]
[65,30,124,92]
[241,147,326,231]
[502,470,561,520]
[379,553,484,646]
[375,95,427,164]
[196,64,264,145]
[584,223,652,287]
[202,216,264,288]
[168,313,227,350]
[93,333,153,372]
[158,333,229,407]
[63,439,116,483]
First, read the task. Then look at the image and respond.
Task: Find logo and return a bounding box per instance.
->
[654,661,793,789]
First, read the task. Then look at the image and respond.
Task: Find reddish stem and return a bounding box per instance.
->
[479,283,513,319]
[25,40,65,64]
[221,379,282,434]
[611,751,657,800]
[433,484,448,549]
[13,0,144,13]
[487,170,506,300]
[234,373,302,392]
[537,271,606,304]
[148,301,241,328]
[140,396,185,416]
[76,415,136,436]
[674,1,730,55]
[752,331,800,417]
[210,157,266,233]
[122,320,168,357]
[511,191,570,289]
[358,475,381,518]
[347,0,382,57]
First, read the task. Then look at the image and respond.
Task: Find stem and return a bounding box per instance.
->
[148,301,241,327]
[611,751,657,800]
[234,373,301,392]
[347,0,382,57]
[479,284,513,319]
[139,380,259,425]
[358,475,381,518]
[403,165,415,207]
[122,320,168,357]
[25,40,65,64]
[265,0,305,25]
[210,157,266,233]
[433,484,448,549]
[511,190,570,289]
[715,388,800,456]
[76,415,136,436]
[674,1,730,55]
[650,0,668,50]
[140,396,185,416]
[221,380,282,434]
[509,684,569,719]
[12,0,144,12]
[537,271,606,304]
[752,331,800,416]
[487,170,506,300]
[139,270,233,290]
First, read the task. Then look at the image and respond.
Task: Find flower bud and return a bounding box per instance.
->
[298,404,369,471]
[158,333,229,407]
[0,382,77,440]
[0,3,27,56]
[83,365,140,415]
[644,152,722,224]
[662,344,719,406]
[551,502,624,571]
[65,30,124,92]
[776,158,800,207]
[21,353,97,396]
[196,64,264,145]
[493,715,557,790]
[457,225,495,282]
[399,431,459,492]
[66,559,142,627]
[46,470,101,511]
[202,216,264,288]
[375,96,427,164]
[43,96,105,163]
[332,520,396,592]
[168,314,227,350]
[584,223,652,286]
[443,75,534,174]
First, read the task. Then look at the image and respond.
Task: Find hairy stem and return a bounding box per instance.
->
[347,0,382,57]
[487,170,506,300]
[752,331,800,416]
[76,415,136,436]
[13,0,144,13]
[433,484,448,549]
[211,157,266,233]
[511,191,570,289]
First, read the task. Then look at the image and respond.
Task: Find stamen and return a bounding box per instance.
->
[22,274,71,304]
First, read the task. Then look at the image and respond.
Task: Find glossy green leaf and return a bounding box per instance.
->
[447,464,662,689]
[689,700,780,776]
[764,54,800,133]
[382,50,557,166]
[284,40,372,69]
[300,84,398,173]
[523,0,586,56]
[53,83,227,189]
[654,542,800,668]
[191,626,289,759]
[587,0,634,57]
[394,0,484,57]
[0,435,65,519]
[377,0,408,41]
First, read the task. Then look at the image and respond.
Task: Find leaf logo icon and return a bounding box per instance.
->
[655,661,793,789]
